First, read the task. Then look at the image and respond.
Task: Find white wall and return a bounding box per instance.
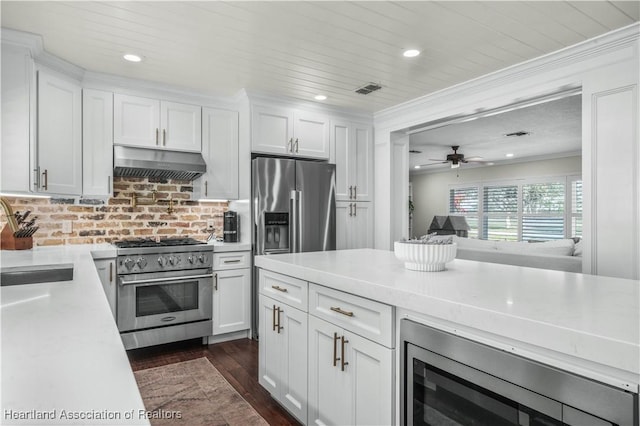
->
[409,156,582,237]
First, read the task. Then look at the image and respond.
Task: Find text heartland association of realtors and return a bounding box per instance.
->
[3,408,182,421]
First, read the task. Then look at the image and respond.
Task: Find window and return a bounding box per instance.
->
[449,176,582,241]
[449,186,479,238]
[483,184,518,241]
[522,182,565,240]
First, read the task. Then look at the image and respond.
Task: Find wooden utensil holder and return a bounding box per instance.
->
[1,224,33,250]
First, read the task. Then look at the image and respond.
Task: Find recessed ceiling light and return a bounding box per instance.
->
[505,153,514,158]
[123,54,142,63]
[403,49,420,58]
[314,94,327,101]
[414,165,421,169]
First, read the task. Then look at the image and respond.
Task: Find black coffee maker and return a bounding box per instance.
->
[223,211,240,242]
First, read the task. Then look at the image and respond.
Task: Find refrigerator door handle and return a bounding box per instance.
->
[290,190,301,253]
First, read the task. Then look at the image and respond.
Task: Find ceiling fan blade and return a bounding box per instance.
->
[465,156,485,162]
[417,161,449,167]
[428,158,447,162]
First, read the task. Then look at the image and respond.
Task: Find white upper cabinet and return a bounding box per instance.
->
[332,120,373,202]
[251,104,294,155]
[113,94,159,148]
[196,108,239,200]
[292,111,330,158]
[1,43,34,193]
[114,94,201,152]
[82,89,113,197]
[37,70,82,195]
[251,103,330,159]
[160,101,202,152]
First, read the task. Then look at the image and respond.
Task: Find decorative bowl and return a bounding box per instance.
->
[394,241,457,272]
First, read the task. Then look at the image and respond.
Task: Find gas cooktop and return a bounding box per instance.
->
[114,237,205,249]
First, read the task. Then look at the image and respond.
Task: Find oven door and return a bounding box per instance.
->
[117,269,213,332]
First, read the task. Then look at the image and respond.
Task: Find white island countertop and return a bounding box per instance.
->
[1,245,148,425]
[255,249,640,391]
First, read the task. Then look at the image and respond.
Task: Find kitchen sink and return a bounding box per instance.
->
[0,264,74,286]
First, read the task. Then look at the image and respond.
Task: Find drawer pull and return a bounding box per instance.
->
[223,259,241,264]
[333,332,340,367]
[330,306,354,317]
[272,285,288,293]
[341,335,349,371]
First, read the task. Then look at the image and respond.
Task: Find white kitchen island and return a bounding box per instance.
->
[255,248,640,425]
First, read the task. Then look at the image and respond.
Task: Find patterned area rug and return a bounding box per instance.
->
[134,357,268,426]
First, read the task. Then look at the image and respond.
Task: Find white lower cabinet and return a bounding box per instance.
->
[336,201,374,249]
[307,313,393,426]
[94,258,116,320]
[212,268,251,335]
[258,269,393,425]
[259,294,308,423]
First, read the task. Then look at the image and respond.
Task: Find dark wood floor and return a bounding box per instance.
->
[127,338,301,426]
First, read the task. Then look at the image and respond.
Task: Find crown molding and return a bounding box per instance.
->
[375,23,640,127]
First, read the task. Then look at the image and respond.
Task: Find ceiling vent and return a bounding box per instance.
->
[355,82,382,95]
[504,130,532,137]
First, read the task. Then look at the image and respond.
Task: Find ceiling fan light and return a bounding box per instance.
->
[451,163,460,169]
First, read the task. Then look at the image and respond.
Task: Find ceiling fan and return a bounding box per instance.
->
[415,145,486,169]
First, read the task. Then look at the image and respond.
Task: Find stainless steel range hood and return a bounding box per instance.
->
[113,145,206,181]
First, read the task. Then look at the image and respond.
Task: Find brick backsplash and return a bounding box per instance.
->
[1,177,228,246]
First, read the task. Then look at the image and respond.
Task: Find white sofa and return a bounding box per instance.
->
[451,236,583,273]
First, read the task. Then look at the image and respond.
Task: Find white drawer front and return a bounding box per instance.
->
[259,269,308,311]
[309,283,394,348]
[213,251,251,270]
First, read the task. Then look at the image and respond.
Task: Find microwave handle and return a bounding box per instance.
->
[119,274,213,286]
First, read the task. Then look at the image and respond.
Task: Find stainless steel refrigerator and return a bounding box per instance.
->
[251,157,336,338]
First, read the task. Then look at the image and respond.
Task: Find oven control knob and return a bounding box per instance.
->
[124,258,135,270]
[157,257,165,267]
[198,254,206,264]
[136,257,147,269]
[168,256,175,266]
[188,255,195,264]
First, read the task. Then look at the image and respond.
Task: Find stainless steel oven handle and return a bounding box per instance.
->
[119,274,214,286]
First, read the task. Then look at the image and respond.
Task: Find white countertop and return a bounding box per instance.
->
[255,249,640,390]
[1,245,148,425]
[208,240,251,252]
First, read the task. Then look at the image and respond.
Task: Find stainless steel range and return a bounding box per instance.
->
[114,237,213,350]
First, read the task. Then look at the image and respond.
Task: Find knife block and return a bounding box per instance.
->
[1,224,33,250]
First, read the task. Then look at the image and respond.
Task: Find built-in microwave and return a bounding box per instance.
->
[400,319,638,426]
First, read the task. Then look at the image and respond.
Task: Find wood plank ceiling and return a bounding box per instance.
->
[1,1,638,112]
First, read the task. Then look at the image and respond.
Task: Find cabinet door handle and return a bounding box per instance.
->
[354,186,357,199]
[155,128,159,145]
[214,272,218,290]
[349,186,353,199]
[33,167,40,189]
[294,138,299,153]
[353,204,357,217]
[333,332,340,367]
[107,176,111,194]
[287,138,293,152]
[41,169,48,191]
[109,262,113,283]
[162,129,166,146]
[341,335,349,371]
[224,259,241,264]
[272,285,288,292]
[330,306,354,317]
[204,180,208,197]
[272,304,277,331]
[276,306,283,333]
[349,203,353,217]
